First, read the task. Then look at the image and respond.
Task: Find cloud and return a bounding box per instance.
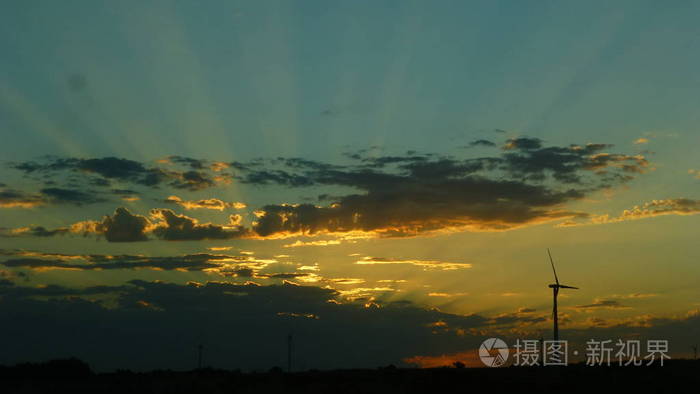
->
[40,187,105,205]
[503,137,543,151]
[559,198,700,227]
[10,156,227,192]
[574,299,629,310]
[0,226,70,238]
[150,209,250,241]
[0,257,223,272]
[13,157,161,184]
[112,189,140,201]
[283,239,343,248]
[6,137,652,240]
[21,207,251,242]
[0,249,294,280]
[74,207,152,242]
[250,185,585,238]
[634,137,650,145]
[467,139,496,147]
[0,188,45,208]
[427,292,469,297]
[611,293,658,299]
[1,185,124,208]
[0,254,226,272]
[163,195,246,211]
[0,274,698,370]
[517,307,536,313]
[688,169,700,179]
[355,257,472,271]
[238,138,645,238]
[0,278,494,370]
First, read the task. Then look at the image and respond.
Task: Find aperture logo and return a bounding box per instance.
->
[479,338,509,367]
[476,338,670,367]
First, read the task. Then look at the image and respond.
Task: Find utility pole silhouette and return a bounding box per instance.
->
[197,343,203,369]
[287,333,293,373]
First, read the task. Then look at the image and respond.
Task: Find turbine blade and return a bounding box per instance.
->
[559,285,578,289]
[547,248,559,285]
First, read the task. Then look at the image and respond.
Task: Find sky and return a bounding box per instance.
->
[1,0,699,371]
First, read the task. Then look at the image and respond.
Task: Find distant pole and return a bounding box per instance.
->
[198,344,203,369]
[287,334,293,373]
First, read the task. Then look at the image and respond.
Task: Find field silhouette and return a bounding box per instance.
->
[1,358,698,393]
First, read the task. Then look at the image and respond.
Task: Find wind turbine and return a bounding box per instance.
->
[547,249,578,341]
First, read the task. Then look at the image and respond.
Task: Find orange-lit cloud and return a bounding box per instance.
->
[355,257,472,271]
[0,188,45,208]
[559,198,700,227]
[427,292,468,297]
[283,239,342,248]
[164,195,246,211]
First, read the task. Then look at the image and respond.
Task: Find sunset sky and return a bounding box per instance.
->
[1,0,699,371]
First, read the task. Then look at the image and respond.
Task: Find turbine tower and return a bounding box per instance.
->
[547,249,578,341]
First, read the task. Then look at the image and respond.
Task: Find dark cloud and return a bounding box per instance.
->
[9,156,224,192]
[240,169,315,187]
[0,278,696,371]
[251,179,586,237]
[0,188,44,208]
[574,299,628,310]
[40,188,105,205]
[14,157,147,181]
[230,137,646,237]
[6,136,649,239]
[0,255,222,271]
[468,139,496,147]
[0,249,295,279]
[168,170,216,191]
[165,155,206,170]
[150,209,250,241]
[503,137,543,150]
[0,226,70,238]
[111,189,138,196]
[100,207,151,242]
[71,207,150,242]
[0,279,490,371]
[5,207,251,242]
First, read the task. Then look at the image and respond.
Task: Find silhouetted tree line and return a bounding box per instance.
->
[0,358,92,379]
[1,357,698,393]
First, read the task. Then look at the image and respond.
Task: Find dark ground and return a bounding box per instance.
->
[1,358,698,393]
